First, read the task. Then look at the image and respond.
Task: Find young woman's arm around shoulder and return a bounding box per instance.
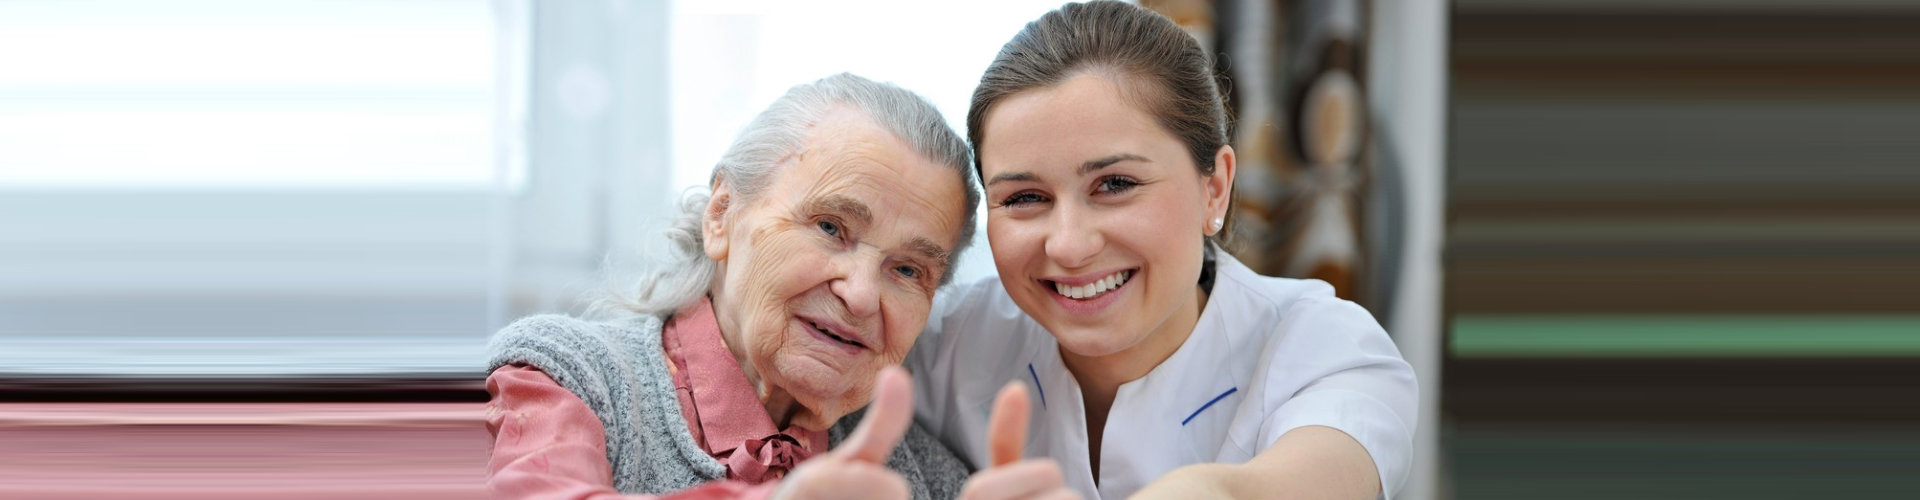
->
[1133,296,1416,500]
[1131,425,1379,500]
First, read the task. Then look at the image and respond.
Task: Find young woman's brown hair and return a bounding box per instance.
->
[967,0,1234,248]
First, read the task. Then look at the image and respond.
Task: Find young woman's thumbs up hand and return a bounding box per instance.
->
[958,382,1081,500]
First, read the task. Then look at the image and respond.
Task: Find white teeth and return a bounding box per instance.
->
[1052,270,1131,300]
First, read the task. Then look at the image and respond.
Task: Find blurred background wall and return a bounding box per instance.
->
[1152,0,1920,498]
[1444,0,1920,498]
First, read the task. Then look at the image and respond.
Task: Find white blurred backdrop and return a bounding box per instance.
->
[0,0,1059,376]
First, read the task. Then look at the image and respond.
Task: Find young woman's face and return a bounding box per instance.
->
[978,73,1232,363]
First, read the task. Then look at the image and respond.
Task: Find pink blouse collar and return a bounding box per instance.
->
[662,297,829,482]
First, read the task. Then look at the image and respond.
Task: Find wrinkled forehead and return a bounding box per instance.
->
[781,115,966,246]
[787,111,914,189]
[803,164,965,242]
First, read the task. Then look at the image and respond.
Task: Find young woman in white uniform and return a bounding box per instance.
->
[909,2,1418,499]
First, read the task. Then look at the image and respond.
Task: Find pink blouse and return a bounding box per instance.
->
[485,298,828,500]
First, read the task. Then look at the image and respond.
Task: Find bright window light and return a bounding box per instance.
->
[0,0,496,189]
[667,0,1070,192]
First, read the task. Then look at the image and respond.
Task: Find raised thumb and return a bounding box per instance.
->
[985,381,1032,466]
[835,365,914,464]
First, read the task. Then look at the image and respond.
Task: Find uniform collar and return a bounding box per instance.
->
[1110,246,1247,423]
[1022,246,1254,498]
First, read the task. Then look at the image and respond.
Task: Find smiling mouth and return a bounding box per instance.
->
[806,319,867,349]
[1047,269,1135,300]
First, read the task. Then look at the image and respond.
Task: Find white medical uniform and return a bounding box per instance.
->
[908,248,1417,500]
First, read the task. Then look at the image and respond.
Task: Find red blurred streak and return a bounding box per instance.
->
[0,403,488,499]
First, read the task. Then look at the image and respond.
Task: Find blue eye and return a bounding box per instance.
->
[1095,176,1139,194]
[895,265,919,279]
[817,219,841,237]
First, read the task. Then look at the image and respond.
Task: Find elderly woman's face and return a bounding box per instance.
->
[703,107,966,430]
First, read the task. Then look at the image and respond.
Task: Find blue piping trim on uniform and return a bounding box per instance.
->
[1027,363,1047,409]
[1182,387,1238,426]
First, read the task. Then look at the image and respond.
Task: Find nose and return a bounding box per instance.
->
[1043,203,1102,270]
[829,252,883,320]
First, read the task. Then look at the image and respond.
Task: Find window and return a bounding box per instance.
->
[0,0,501,189]
[0,0,513,376]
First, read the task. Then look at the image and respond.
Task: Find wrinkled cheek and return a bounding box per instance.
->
[743,234,816,299]
[878,320,921,367]
[749,312,791,370]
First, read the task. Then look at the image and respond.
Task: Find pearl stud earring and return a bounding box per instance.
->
[1210,217,1225,232]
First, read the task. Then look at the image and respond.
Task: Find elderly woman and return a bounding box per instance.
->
[485,74,979,500]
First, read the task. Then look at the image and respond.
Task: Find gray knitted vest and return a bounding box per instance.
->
[487,314,968,499]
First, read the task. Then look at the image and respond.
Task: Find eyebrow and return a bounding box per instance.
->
[985,171,1037,186]
[907,237,951,269]
[810,194,873,226]
[985,153,1150,186]
[1079,153,1148,175]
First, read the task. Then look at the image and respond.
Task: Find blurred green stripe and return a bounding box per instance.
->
[1451,315,1920,357]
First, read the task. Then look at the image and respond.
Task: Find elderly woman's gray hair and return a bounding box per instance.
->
[616,73,978,316]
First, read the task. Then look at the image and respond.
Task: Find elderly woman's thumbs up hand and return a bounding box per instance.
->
[774,366,916,500]
[958,383,1081,500]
